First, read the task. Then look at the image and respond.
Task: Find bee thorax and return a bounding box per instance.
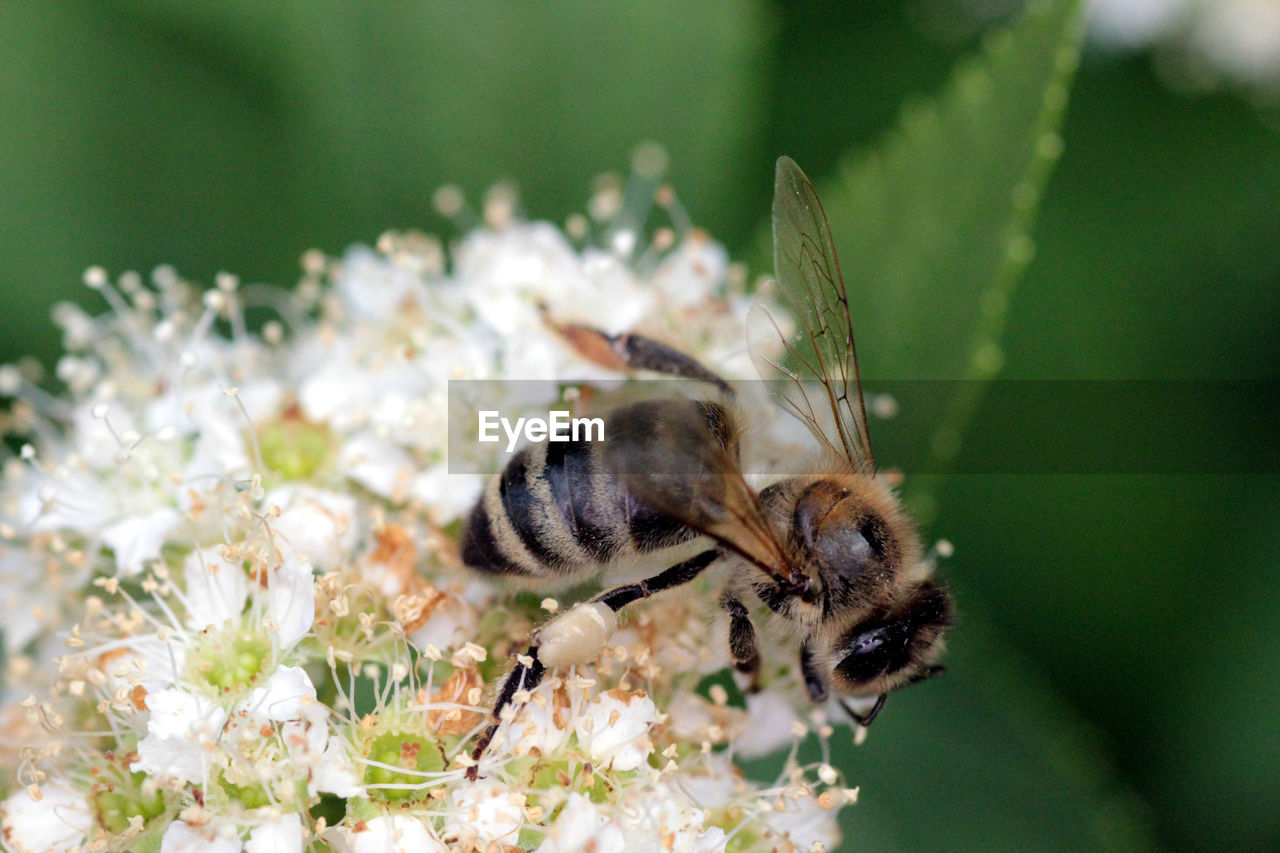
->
[535,601,618,667]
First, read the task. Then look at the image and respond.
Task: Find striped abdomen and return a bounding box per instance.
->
[461,399,734,581]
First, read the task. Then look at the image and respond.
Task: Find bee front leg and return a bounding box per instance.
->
[840,694,887,727]
[799,641,829,703]
[802,643,888,725]
[722,593,762,693]
[540,307,733,395]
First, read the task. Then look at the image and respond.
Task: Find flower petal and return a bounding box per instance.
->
[133,688,228,784]
[534,793,622,853]
[0,780,90,853]
[182,546,248,629]
[266,486,357,571]
[442,778,526,846]
[102,507,181,576]
[268,552,315,649]
[329,815,448,853]
[572,689,656,772]
[338,432,414,500]
[159,820,243,853]
[246,814,304,853]
[239,665,316,723]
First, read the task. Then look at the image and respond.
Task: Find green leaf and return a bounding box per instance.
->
[761,0,1084,485]
[838,0,1078,380]
[744,3,1160,849]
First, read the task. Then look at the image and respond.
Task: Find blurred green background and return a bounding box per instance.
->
[2,1,1277,850]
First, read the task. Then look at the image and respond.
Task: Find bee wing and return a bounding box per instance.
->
[605,399,796,587]
[748,156,875,474]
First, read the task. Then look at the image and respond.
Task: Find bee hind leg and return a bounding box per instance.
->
[722,593,762,693]
[593,547,721,611]
[468,548,718,780]
[540,306,732,395]
[466,645,545,781]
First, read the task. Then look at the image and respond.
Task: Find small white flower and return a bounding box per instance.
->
[329,815,449,853]
[652,236,730,308]
[238,665,315,723]
[338,432,415,500]
[735,690,803,759]
[102,506,182,576]
[97,635,185,695]
[294,342,370,430]
[70,400,138,470]
[666,691,718,742]
[152,379,279,485]
[573,688,656,772]
[335,246,426,321]
[614,782,726,853]
[160,819,242,853]
[245,813,305,853]
[442,777,526,846]
[281,703,364,798]
[407,590,479,654]
[409,462,483,522]
[492,682,571,759]
[762,788,840,851]
[266,550,316,649]
[182,545,248,629]
[1088,0,1280,92]
[19,467,115,536]
[0,551,54,651]
[0,780,90,853]
[457,222,591,336]
[266,486,357,571]
[534,793,624,853]
[673,752,740,810]
[134,687,229,783]
[1089,0,1189,47]
[564,249,651,335]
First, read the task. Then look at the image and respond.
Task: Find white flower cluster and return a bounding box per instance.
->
[1088,0,1280,96]
[0,163,853,851]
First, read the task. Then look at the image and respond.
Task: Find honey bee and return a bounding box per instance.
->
[462,157,952,777]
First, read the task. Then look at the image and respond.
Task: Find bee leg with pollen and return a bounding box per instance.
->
[467,548,721,780]
[539,305,733,395]
[722,593,763,693]
[466,646,545,781]
[523,546,722,677]
[592,547,720,612]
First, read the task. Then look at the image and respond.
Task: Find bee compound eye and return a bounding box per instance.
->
[834,622,909,686]
[816,526,873,580]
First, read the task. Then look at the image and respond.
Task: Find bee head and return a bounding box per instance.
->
[792,477,916,611]
[829,580,952,697]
